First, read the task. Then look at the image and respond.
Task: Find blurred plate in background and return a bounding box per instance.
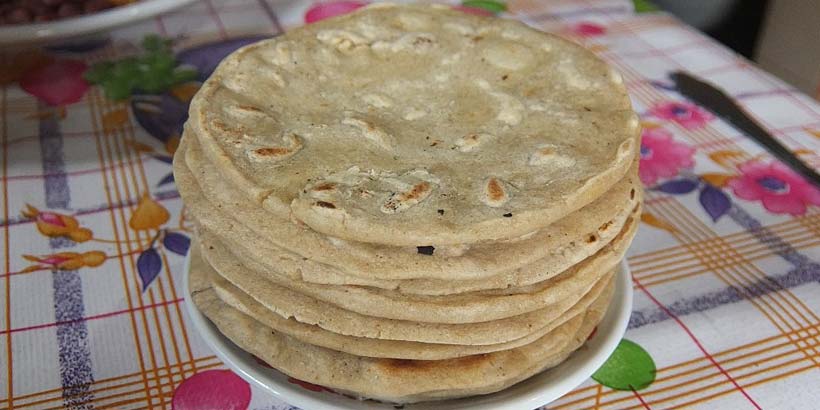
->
[0,0,198,47]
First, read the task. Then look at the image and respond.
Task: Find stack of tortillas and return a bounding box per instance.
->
[175,3,642,404]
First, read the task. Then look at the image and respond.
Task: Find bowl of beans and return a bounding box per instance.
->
[0,0,198,46]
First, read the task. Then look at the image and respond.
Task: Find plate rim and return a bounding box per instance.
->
[0,0,199,46]
[183,251,633,410]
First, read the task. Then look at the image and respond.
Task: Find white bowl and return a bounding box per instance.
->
[0,0,199,47]
[184,255,633,410]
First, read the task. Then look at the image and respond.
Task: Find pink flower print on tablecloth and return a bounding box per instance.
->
[22,204,93,242]
[305,1,367,23]
[649,101,714,130]
[20,59,89,106]
[572,22,607,37]
[172,370,251,410]
[639,127,696,186]
[727,160,820,215]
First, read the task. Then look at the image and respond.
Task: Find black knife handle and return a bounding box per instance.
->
[671,71,820,188]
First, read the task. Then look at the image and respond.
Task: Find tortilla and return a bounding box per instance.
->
[186,3,639,246]
[191,244,615,359]
[191,265,614,403]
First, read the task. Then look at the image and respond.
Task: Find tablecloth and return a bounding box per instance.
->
[1,1,819,409]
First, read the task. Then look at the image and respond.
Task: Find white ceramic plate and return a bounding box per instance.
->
[184,256,633,410]
[0,0,198,47]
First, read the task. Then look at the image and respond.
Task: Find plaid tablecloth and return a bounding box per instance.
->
[2,1,819,409]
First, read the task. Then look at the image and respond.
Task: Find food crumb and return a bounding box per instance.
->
[417,246,435,255]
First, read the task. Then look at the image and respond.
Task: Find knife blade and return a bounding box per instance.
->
[670,71,820,188]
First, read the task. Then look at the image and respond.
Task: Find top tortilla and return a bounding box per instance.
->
[187,2,639,246]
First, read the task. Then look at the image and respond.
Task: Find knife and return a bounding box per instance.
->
[670,71,820,188]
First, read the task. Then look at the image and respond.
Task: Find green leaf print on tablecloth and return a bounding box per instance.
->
[593,339,657,390]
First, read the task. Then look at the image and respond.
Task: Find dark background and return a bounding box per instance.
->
[656,0,771,59]
[705,0,770,58]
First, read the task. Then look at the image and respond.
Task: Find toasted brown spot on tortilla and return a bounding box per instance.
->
[254,147,291,156]
[379,354,489,373]
[315,201,337,209]
[212,120,230,131]
[487,178,505,202]
[406,182,431,202]
[313,183,336,191]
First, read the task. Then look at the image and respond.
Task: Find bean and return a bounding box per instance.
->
[57,3,80,18]
[5,7,32,24]
[1,0,123,25]
[84,0,114,13]
[34,12,57,22]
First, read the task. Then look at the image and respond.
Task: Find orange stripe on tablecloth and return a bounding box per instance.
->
[602,21,820,361]
[3,77,15,410]
[624,55,820,379]
[94,75,203,406]
[101,97,175,396]
[637,357,814,410]
[604,338,813,409]
[662,363,816,410]
[630,218,820,278]
[594,384,603,410]
[635,279,761,409]
[630,213,818,267]
[638,243,820,288]
[11,355,219,408]
[158,246,197,378]
[88,87,155,408]
[114,89,196,378]
[629,214,820,272]
[24,371,152,409]
[555,321,820,407]
[671,183,820,363]
[85,360,224,409]
[635,235,820,287]
[107,91,193,383]
[725,241,820,360]
[88,88,153,407]
[664,336,815,386]
[554,319,815,409]
[634,236,820,287]
[655,196,820,354]
[668,211,817,363]
[635,202,782,406]
[633,223,820,283]
[103,100,165,406]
